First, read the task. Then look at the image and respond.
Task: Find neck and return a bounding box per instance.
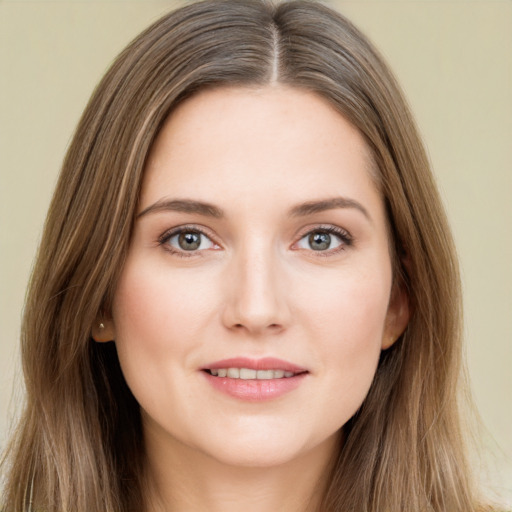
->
[143,426,340,512]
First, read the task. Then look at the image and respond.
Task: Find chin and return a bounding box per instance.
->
[206,442,306,469]
[195,426,338,470]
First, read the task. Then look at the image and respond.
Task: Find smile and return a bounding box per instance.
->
[202,357,309,401]
[206,368,298,379]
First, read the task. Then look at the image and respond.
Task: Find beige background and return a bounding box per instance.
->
[1,0,510,504]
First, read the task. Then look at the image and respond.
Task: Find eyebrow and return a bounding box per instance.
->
[137,199,224,219]
[289,197,371,221]
[137,196,370,222]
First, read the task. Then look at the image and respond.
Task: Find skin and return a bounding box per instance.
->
[94,85,409,512]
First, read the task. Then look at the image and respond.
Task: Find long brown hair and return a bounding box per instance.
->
[1,1,489,510]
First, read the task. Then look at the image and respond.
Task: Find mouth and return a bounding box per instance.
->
[201,357,308,379]
[201,357,309,401]
[203,368,305,379]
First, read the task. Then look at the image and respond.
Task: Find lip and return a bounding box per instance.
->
[200,357,309,402]
[201,357,307,373]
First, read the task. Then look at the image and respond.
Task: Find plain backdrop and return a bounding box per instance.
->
[1,0,511,504]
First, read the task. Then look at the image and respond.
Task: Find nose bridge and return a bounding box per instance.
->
[223,234,289,333]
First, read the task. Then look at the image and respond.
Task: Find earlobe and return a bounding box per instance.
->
[382,283,410,350]
[91,319,116,342]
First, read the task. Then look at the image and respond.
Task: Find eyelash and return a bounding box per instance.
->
[158,225,217,258]
[157,224,353,258]
[294,225,353,256]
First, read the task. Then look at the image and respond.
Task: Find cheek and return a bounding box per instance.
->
[301,264,391,347]
[113,261,213,348]
[298,266,391,410]
[110,262,214,408]
[113,267,172,356]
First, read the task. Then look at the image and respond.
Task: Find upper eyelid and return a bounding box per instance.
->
[294,223,352,239]
[158,224,217,243]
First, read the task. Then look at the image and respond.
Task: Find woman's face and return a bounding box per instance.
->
[108,86,408,468]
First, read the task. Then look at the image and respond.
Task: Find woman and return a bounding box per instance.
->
[0,1,492,511]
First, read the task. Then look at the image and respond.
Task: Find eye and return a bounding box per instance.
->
[160,227,218,254]
[295,227,351,252]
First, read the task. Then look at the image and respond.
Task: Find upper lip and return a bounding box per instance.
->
[201,357,308,373]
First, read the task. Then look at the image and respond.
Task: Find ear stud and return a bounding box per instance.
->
[99,323,105,330]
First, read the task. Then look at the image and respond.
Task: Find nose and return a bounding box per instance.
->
[221,243,291,336]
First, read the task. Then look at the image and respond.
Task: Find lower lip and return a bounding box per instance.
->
[202,371,307,401]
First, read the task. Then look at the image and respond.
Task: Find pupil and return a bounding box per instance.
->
[309,232,330,251]
[179,232,201,250]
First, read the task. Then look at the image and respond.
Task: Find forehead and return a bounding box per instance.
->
[141,85,381,217]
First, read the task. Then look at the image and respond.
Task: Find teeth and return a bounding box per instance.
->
[227,368,240,378]
[256,369,273,379]
[240,368,257,379]
[208,367,299,379]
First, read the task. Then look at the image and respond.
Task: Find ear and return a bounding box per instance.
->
[381,282,410,350]
[91,318,116,343]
